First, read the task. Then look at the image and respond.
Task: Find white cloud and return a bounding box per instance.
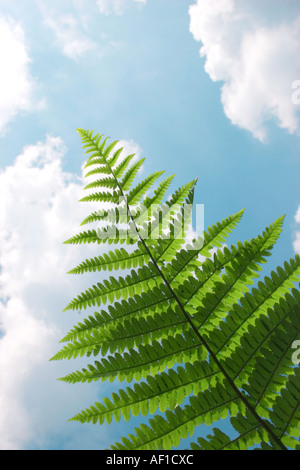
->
[189,0,300,141]
[0,16,44,136]
[96,0,146,16]
[294,233,300,254]
[0,134,143,449]
[293,206,300,254]
[0,135,83,449]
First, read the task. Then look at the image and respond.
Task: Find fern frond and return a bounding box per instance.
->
[85,165,114,177]
[240,293,300,410]
[114,154,137,179]
[54,303,188,359]
[182,216,286,332]
[110,383,243,450]
[120,159,146,191]
[127,171,165,205]
[69,360,220,425]
[60,330,206,384]
[267,366,300,449]
[64,262,162,311]
[63,229,100,245]
[162,209,244,281]
[191,411,269,450]
[211,257,300,358]
[67,243,148,275]
[53,130,300,451]
[59,284,173,346]
[79,190,122,204]
[83,177,117,190]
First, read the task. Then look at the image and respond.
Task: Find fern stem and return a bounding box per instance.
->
[148,260,287,450]
[105,156,287,451]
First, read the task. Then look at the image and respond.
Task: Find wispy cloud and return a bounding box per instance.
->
[39,5,97,61]
[189,0,300,141]
[36,0,147,60]
[0,16,45,136]
[96,0,147,16]
[46,16,97,61]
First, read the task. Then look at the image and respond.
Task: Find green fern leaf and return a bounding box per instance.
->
[53,130,300,451]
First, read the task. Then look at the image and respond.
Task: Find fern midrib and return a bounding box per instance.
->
[62,292,174,343]
[67,316,189,358]
[71,339,200,382]
[219,423,261,450]
[181,254,236,311]
[67,267,163,310]
[75,367,221,424]
[253,328,300,409]
[102,296,173,330]
[279,399,299,441]
[69,246,149,274]
[168,216,242,284]
[125,396,240,451]
[93,143,287,451]
[152,268,287,450]
[233,307,296,386]
[215,264,300,356]
[194,235,277,331]
[105,317,189,350]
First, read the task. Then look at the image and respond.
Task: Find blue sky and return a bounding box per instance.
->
[0,0,299,450]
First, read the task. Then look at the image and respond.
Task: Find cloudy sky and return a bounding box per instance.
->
[0,0,299,450]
